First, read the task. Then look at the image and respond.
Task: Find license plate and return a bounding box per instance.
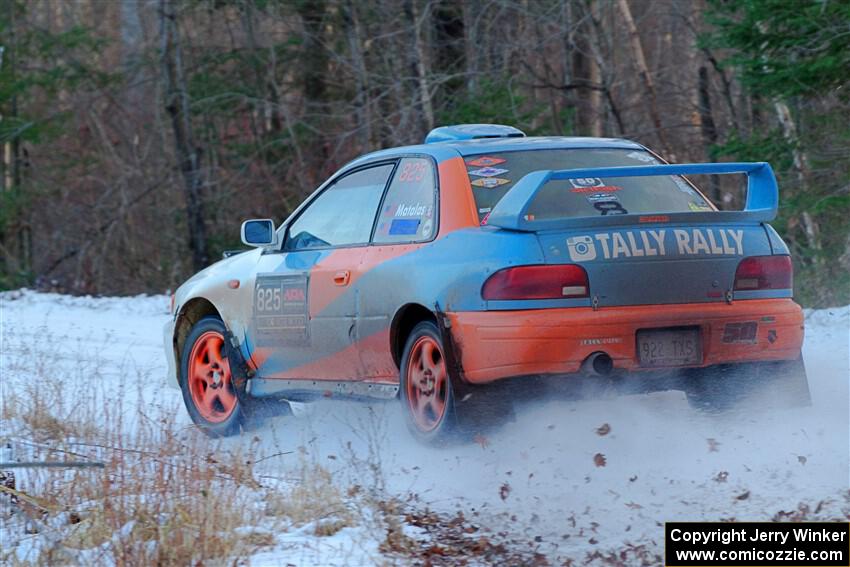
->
[637,327,701,367]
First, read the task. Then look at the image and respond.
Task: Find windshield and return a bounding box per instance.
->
[464,148,714,223]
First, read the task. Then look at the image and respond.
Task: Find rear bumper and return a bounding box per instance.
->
[446,299,804,384]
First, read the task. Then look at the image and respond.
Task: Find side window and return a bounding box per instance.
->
[373,157,437,244]
[285,164,394,251]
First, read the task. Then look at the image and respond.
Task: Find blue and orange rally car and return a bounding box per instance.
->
[163,124,810,441]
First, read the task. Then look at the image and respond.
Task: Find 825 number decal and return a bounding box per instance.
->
[255,287,281,312]
[398,161,427,183]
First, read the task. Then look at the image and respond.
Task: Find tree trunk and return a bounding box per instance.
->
[462,0,478,95]
[294,0,330,183]
[774,99,820,251]
[343,0,374,151]
[584,1,624,135]
[159,0,208,272]
[120,0,145,108]
[616,0,670,154]
[697,66,721,204]
[406,0,434,136]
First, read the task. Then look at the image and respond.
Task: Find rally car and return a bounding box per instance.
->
[163,124,810,441]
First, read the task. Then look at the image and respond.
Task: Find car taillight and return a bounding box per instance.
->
[482,265,589,300]
[170,293,176,314]
[734,255,792,291]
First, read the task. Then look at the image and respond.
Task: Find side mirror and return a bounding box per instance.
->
[241,219,277,247]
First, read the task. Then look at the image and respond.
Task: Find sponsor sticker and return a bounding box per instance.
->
[626,151,659,163]
[722,321,758,344]
[388,218,420,235]
[468,167,509,177]
[466,156,506,167]
[395,202,432,217]
[689,201,713,212]
[673,176,698,197]
[570,185,623,194]
[478,207,492,214]
[565,228,746,262]
[587,193,620,204]
[569,177,604,189]
[471,177,510,188]
[421,218,433,237]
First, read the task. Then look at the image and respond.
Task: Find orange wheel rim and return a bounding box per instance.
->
[188,331,237,423]
[406,336,448,432]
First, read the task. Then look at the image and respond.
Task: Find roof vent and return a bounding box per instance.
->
[424,124,526,144]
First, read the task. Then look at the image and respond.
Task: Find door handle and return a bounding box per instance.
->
[333,270,351,286]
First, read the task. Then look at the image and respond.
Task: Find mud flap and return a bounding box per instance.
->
[223,331,290,422]
[223,330,253,402]
[435,305,516,432]
[684,356,811,412]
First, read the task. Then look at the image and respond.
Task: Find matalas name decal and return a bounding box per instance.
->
[566,228,744,262]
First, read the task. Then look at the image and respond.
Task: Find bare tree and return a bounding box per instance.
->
[616,0,670,155]
[159,0,208,272]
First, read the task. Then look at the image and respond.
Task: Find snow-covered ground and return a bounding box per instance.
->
[1,290,848,564]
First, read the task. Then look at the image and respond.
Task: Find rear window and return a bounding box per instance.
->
[464,149,714,223]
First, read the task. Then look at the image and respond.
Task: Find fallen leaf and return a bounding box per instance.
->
[596,423,611,436]
[714,471,729,483]
[629,475,638,482]
[499,482,511,501]
[625,502,642,509]
[707,438,720,452]
[593,453,607,467]
[473,434,490,449]
[797,455,807,465]
[736,490,750,500]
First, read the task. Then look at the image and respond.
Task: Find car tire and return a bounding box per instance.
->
[180,316,246,437]
[400,321,458,444]
[685,356,811,412]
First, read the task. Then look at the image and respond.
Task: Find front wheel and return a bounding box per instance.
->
[180,316,245,437]
[400,321,458,443]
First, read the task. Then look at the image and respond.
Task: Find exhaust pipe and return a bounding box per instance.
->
[582,352,614,376]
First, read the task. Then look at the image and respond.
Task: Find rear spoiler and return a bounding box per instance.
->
[486,162,778,231]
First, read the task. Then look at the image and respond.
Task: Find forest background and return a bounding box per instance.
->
[1,0,848,306]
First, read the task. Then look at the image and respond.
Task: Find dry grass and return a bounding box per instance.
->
[0,381,273,565]
[264,457,353,532]
[0,320,410,565]
[0,327,369,565]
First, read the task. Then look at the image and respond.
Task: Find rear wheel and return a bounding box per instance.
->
[685,356,811,411]
[400,321,457,443]
[180,317,245,437]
